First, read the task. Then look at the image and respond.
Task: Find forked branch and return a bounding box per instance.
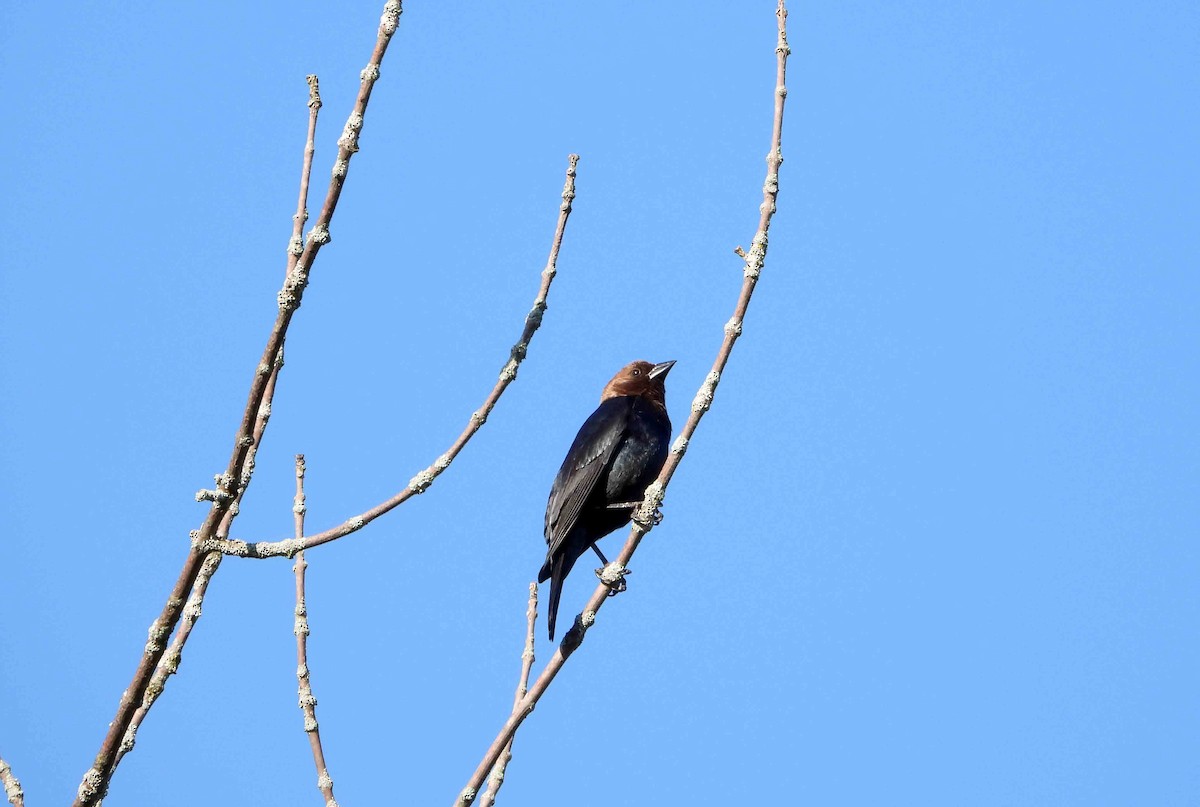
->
[72,5,404,805]
[201,154,582,559]
[477,584,539,807]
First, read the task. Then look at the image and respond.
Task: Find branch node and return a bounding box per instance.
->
[691,371,721,413]
[596,562,629,595]
[561,154,580,207]
[119,724,138,753]
[379,0,403,36]
[144,621,170,654]
[294,609,310,638]
[337,113,364,153]
[633,480,666,527]
[286,265,310,293]
[307,223,331,245]
[278,291,300,312]
[194,488,230,504]
[76,768,104,803]
[670,435,689,456]
[408,468,436,494]
[182,597,203,625]
[239,452,257,489]
[306,74,322,109]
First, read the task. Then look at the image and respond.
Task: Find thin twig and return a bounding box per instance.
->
[292,456,340,806]
[109,551,222,771]
[73,5,404,805]
[288,75,323,276]
[203,154,582,560]
[0,756,24,807]
[453,4,791,803]
[113,351,284,765]
[478,584,539,807]
[112,67,321,777]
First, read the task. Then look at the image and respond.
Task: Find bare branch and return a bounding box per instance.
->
[109,551,221,773]
[291,456,341,806]
[73,5,405,804]
[0,756,24,807]
[111,349,280,774]
[454,4,791,802]
[203,154,582,559]
[285,103,333,807]
[478,584,538,807]
[287,75,323,274]
[114,161,299,768]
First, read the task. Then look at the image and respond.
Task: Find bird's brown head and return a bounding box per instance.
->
[601,359,675,404]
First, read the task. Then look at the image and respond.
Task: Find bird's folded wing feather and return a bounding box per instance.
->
[544,397,632,557]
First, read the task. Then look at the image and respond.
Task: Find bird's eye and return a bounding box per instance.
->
[632,368,641,376]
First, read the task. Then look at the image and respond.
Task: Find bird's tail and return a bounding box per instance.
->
[546,553,566,642]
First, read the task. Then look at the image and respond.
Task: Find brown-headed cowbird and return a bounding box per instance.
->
[539,359,675,640]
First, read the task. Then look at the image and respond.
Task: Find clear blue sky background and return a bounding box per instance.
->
[2,2,1197,805]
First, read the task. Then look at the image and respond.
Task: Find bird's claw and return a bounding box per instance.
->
[595,562,630,596]
[632,506,664,527]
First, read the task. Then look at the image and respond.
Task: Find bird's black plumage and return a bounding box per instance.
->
[539,360,674,640]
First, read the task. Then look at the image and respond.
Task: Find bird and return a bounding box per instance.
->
[539,359,675,641]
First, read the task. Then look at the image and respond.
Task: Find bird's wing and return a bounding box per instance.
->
[544,396,632,556]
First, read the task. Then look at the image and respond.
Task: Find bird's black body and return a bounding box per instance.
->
[539,360,674,640]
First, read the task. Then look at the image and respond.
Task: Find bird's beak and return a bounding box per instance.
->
[649,360,676,380]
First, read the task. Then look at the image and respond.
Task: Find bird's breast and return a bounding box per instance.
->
[603,400,670,502]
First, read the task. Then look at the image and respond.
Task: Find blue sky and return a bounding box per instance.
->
[2,2,1197,805]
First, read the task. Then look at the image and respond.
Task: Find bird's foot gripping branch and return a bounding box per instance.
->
[595,562,630,596]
